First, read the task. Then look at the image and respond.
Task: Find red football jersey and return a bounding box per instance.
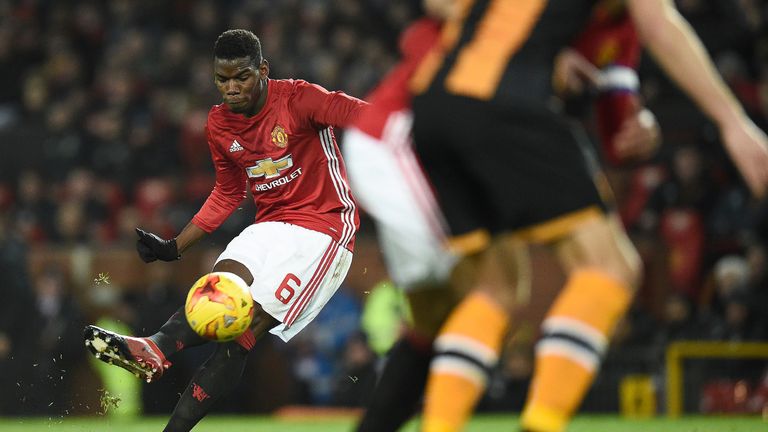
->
[353,18,441,139]
[572,3,643,166]
[571,3,640,69]
[191,79,366,250]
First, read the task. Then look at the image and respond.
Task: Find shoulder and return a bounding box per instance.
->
[264,79,321,106]
[270,78,307,96]
[279,79,329,98]
[206,104,227,131]
[277,79,331,119]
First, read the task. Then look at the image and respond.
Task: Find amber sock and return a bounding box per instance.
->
[421,292,509,432]
[521,269,632,432]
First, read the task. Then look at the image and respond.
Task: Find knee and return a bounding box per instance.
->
[593,247,642,293]
[234,307,278,351]
[251,305,279,331]
[566,218,644,291]
[406,285,462,338]
[213,259,254,286]
[213,341,250,362]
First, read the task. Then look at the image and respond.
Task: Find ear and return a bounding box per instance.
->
[259,59,270,78]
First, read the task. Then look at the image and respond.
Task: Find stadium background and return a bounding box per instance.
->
[0,0,768,427]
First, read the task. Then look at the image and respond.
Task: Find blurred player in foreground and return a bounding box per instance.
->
[82,29,366,432]
[417,1,658,430]
[410,0,768,431]
[346,1,661,430]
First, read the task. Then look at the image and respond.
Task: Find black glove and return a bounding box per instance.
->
[135,228,180,263]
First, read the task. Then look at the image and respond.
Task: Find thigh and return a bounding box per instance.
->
[414,94,609,250]
[553,213,642,288]
[216,222,353,342]
[412,94,493,248]
[449,234,532,316]
[344,126,457,291]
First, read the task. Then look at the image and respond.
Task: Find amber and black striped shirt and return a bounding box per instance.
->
[411,0,598,109]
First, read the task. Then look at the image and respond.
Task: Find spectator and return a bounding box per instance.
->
[0,214,38,415]
[28,266,86,415]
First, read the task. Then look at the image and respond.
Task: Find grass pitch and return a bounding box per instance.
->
[1,414,766,432]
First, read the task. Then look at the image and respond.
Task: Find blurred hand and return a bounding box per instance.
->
[721,118,768,199]
[135,228,180,263]
[614,108,661,162]
[552,48,601,96]
[424,0,457,20]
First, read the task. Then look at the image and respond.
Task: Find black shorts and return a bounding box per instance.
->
[412,92,611,251]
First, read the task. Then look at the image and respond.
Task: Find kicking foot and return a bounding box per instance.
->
[84,325,171,383]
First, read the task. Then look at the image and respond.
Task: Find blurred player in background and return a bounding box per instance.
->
[342,17,452,432]
[82,29,366,432]
[409,0,768,431]
[347,1,661,430]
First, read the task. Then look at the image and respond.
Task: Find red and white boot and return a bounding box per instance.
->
[84,325,172,383]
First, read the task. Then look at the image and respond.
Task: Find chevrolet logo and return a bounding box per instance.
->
[246,154,294,179]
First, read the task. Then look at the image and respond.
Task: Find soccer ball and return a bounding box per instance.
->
[184,272,254,342]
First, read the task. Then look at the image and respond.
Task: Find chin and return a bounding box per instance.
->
[226,101,250,113]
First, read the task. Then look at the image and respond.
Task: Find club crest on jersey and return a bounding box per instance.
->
[246,154,293,179]
[271,124,288,148]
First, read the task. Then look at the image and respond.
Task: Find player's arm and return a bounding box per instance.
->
[594,54,660,165]
[189,127,248,234]
[292,81,369,129]
[561,10,659,166]
[627,0,768,197]
[136,127,247,263]
[553,48,659,165]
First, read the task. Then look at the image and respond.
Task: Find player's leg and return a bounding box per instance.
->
[163,277,278,432]
[83,260,257,383]
[145,306,208,357]
[357,265,463,432]
[167,221,352,431]
[163,340,249,432]
[343,125,460,432]
[420,237,524,432]
[520,214,640,432]
[356,283,461,432]
[84,304,212,382]
[164,240,342,432]
[410,93,530,432]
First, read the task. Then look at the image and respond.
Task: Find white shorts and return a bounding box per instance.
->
[343,115,457,291]
[216,222,353,342]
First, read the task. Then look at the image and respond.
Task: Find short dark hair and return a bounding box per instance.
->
[214,29,262,64]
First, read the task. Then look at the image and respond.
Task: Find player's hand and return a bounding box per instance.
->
[135,228,180,263]
[614,108,661,162]
[721,118,768,199]
[552,48,601,96]
[424,0,457,20]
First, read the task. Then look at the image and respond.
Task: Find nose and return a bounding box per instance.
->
[225,80,239,95]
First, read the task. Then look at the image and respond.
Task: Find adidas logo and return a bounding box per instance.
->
[229,139,244,153]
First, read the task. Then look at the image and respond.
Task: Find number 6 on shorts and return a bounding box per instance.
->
[275,273,301,304]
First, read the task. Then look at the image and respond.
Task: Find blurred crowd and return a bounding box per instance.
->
[0,0,768,417]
